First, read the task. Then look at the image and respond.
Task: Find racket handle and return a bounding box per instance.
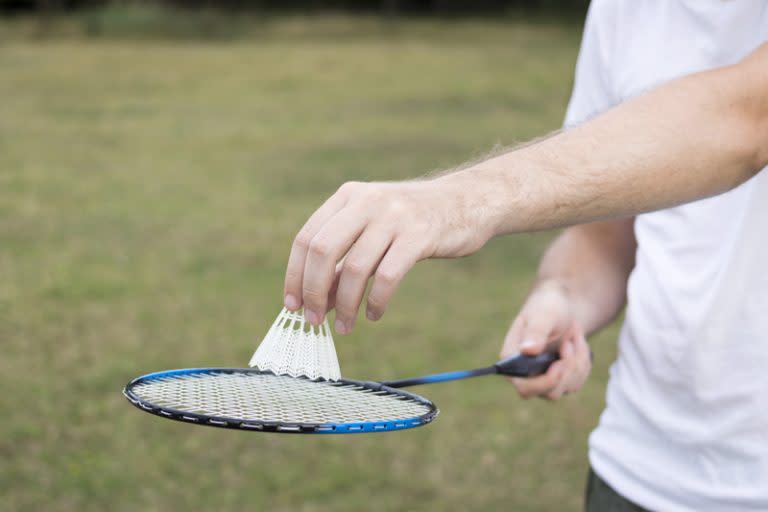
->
[494,352,559,378]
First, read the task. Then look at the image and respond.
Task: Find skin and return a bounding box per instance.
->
[499,218,636,399]
[283,42,768,398]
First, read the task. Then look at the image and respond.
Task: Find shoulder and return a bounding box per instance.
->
[583,0,642,38]
[580,0,626,55]
[584,0,623,25]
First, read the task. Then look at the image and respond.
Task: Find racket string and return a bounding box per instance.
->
[131,372,431,424]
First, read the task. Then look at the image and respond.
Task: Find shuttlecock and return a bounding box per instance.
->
[249,307,341,381]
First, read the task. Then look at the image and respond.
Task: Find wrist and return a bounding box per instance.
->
[531,277,571,302]
[435,164,517,244]
[531,277,599,336]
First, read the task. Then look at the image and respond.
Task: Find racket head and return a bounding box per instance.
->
[123,368,438,434]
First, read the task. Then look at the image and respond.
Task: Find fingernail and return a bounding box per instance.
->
[284,294,299,310]
[334,319,348,335]
[563,341,574,357]
[520,339,537,350]
[366,309,378,321]
[305,309,320,325]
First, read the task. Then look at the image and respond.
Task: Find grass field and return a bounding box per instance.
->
[1,13,621,511]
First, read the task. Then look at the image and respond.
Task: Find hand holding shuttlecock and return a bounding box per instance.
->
[249,307,341,381]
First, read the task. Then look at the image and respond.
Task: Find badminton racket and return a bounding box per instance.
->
[123,352,558,435]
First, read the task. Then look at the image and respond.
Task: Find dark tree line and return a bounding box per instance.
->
[2,0,590,15]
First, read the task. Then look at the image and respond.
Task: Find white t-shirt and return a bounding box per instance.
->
[564,2,768,511]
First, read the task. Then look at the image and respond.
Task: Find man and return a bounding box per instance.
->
[283,1,768,510]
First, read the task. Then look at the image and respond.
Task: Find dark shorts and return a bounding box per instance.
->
[585,467,652,512]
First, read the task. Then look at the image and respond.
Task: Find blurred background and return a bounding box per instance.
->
[1,1,624,511]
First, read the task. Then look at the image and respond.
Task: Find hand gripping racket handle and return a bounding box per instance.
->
[494,352,560,378]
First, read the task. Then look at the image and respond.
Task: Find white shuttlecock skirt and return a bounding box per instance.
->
[249,308,341,381]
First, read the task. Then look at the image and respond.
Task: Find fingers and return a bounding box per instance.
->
[518,314,554,356]
[501,312,561,398]
[573,331,591,364]
[510,360,565,399]
[284,184,359,312]
[301,208,372,324]
[333,228,393,334]
[499,317,524,359]
[503,314,591,400]
[324,264,343,313]
[566,333,592,391]
[514,334,591,401]
[546,339,576,400]
[498,278,592,401]
[365,238,422,322]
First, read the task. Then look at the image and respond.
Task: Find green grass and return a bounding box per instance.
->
[0,14,620,511]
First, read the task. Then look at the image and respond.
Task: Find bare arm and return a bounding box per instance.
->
[536,218,636,336]
[498,218,636,400]
[284,43,768,332]
[446,43,768,235]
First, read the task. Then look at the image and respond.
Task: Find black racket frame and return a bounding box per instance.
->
[123,368,439,434]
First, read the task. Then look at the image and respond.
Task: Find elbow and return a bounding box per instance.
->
[745,77,768,172]
[754,110,768,172]
[739,43,768,173]
[756,122,768,174]
[738,104,768,177]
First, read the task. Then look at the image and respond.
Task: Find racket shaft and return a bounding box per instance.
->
[383,367,496,388]
[381,352,559,388]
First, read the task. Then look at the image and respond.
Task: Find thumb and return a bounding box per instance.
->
[519,317,552,356]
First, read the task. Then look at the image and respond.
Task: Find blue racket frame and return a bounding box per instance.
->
[123,368,439,434]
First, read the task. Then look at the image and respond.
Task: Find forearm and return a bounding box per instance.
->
[444,43,768,236]
[531,219,636,335]
[283,45,767,330]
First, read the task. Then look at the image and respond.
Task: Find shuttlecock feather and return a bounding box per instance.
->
[249,308,341,381]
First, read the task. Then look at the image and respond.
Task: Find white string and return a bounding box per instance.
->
[132,372,430,424]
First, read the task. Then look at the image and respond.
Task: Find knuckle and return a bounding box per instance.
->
[532,374,553,390]
[513,383,529,396]
[366,296,386,315]
[342,259,369,278]
[284,270,302,288]
[545,374,560,389]
[529,377,555,394]
[308,237,332,258]
[336,308,356,320]
[285,266,301,278]
[375,267,400,286]
[302,287,325,304]
[385,198,408,217]
[338,181,363,195]
[366,295,387,320]
[293,232,312,250]
[333,298,358,318]
[354,185,383,204]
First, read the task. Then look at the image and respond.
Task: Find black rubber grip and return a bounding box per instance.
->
[493,352,560,378]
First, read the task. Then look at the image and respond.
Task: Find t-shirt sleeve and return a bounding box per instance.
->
[563,0,618,129]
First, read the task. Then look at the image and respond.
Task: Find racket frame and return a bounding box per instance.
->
[123,368,438,434]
